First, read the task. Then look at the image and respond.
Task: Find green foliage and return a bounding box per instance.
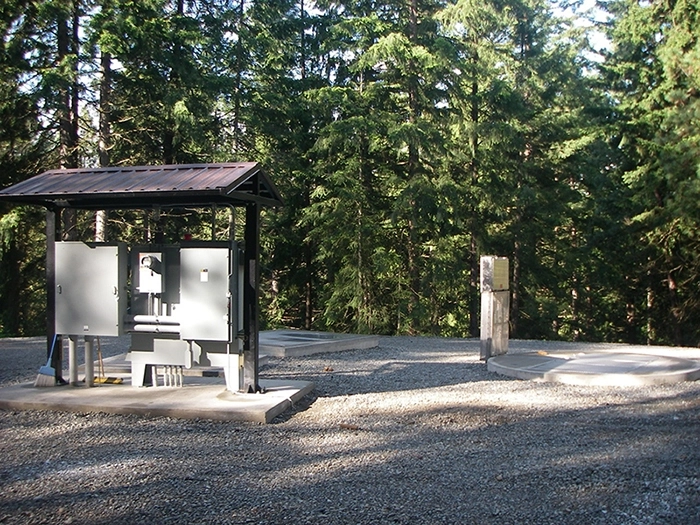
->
[0,1,59,335]
[1,0,699,345]
[0,206,46,336]
[91,0,229,165]
[604,0,700,345]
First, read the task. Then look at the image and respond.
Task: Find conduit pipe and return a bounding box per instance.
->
[130,324,180,334]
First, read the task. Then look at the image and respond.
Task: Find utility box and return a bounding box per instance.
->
[480,256,510,360]
[137,251,164,294]
[55,242,127,336]
[126,241,244,390]
[178,245,238,341]
[130,245,180,317]
[54,240,245,390]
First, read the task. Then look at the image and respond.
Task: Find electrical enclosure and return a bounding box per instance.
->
[55,240,244,390]
[55,242,127,336]
[178,246,236,341]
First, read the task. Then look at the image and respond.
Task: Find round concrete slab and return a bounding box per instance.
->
[488,350,700,386]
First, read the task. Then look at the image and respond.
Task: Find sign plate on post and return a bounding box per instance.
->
[481,256,509,292]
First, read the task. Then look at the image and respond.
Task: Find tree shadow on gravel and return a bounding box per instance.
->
[1,388,698,525]
[265,388,700,523]
[263,357,504,420]
[259,339,517,420]
[3,337,699,524]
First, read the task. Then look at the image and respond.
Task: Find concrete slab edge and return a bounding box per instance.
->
[0,380,316,424]
[0,397,230,421]
[261,336,379,358]
[487,355,700,387]
[261,380,316,423]
[279,337,379,358]
[541,367,700,387]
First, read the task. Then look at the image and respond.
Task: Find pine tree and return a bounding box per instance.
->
[604,0,700,345]
[0,0,81,334]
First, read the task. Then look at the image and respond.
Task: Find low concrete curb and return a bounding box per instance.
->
[0,378,314,423]
[488,350,700,386]
[260,330,379,357]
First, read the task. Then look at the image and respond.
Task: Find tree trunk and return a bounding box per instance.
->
[96,28,111,242]
[645,260,655,345]
[668,271,682,345]
[470,49,479,180]
[405,0,421,333]
[1,237,22,335]
[163,0,185,164]
[233,0,244,155]
[58,1,80,240]
[300,0,306,79]
[467,48,481,338]
[99,50,111,167]
[304,241,313,330]
[469,235,480,337]
[58,3,79,170]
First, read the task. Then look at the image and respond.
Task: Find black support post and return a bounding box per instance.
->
[242,177,261,393]
[46,208,64,383]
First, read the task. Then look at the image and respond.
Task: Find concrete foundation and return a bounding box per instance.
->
[488,344,700,386]
[0,330,377,423]
[259,330,379,357]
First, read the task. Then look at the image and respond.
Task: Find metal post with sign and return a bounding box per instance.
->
[480,256,510,360]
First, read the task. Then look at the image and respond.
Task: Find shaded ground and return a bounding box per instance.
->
[1,336,699,524]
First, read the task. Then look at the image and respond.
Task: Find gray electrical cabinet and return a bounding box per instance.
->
[129,245,180,317]
[178,244,238,342]
[55,242,127,336]
[54,239,245,390]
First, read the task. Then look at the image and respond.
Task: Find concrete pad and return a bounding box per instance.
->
[95,330,376,373]
[488,350,700,386]
[260,329,378,357]
[0,376,314,423]
[0,329,376,423]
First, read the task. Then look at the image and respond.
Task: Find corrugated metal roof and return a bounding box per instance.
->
[0,163,283,209]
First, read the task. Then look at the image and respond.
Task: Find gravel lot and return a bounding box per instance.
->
[1,336,699,524]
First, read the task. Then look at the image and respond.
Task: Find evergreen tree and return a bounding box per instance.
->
[3,0,697,344]
[604,0,700,345]
[439,0,626,341]
[91,0,225,165]
[0,0,84,335]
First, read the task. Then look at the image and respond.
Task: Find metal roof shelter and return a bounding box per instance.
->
[0,163,282,393]
[0,162,283,209]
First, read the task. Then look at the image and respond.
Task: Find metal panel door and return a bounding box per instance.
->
[55,242,126,336]
[179,247,231,341]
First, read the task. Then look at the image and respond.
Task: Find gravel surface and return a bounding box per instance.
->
[1,336,699,524]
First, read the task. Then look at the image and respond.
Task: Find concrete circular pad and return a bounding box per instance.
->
[488,350,700,386]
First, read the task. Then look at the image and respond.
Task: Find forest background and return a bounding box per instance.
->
[1,0,699,346]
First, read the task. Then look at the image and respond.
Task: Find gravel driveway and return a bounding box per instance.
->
[1,336,699,524]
